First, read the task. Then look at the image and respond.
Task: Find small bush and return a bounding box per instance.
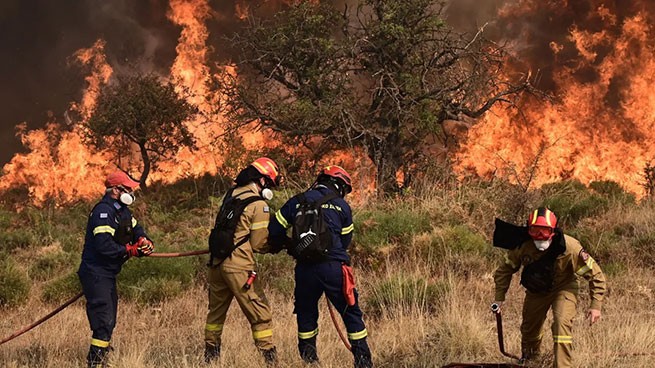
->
[42,272,81,303]
[118,254,196,304]
[30,250,77,281]
[589,180,636,204]
[366,275,450,316]
[542,180,609,225]
[0,256,31,307]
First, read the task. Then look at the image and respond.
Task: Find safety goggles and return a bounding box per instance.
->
[528,225,554,240]
[116,186,134,194]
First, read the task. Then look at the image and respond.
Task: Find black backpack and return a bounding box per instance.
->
[208,188,262,263]
[289,191,339,263]
[520,230,566,293]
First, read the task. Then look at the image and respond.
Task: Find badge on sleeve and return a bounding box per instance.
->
[579,249,589,261]
[100,213,108,219]
[263,206,270,213]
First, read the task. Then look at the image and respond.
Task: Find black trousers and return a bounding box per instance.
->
[78,271,118,342]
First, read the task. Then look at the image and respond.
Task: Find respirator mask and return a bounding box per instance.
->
[534,239,552,251]
[117,187,135,206]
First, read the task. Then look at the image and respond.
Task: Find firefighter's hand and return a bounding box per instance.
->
[136,237,154,256]
[587,309,601,325]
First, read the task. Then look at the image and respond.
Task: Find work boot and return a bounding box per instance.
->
[204,342,221,364]
[351,338,373,368]
[87,345,109,368]
[298,336,319,364]
[261,346,278,366]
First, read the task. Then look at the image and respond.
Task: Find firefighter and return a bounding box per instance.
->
[77,170,154,368]
[204,157,281,365]
[493,207,606,368]
[269,165,373,368]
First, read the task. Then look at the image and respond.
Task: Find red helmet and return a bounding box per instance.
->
[251,157,281,187]
[527,207,557,240]
[319,165,352,194]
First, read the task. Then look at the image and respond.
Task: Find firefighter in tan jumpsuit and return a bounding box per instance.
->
[493,208,606,368]
[204,157,282,365]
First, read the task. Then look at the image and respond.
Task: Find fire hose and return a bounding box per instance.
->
[326,298,352,351]
[491,303,521,361]
[0,249,209,346]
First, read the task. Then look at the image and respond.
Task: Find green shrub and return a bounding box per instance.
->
[0,256,31,307]
[542,180,608,225]
[118,254,196,304]
[366,275,450,316]
[255,253,295,295]
[30,250,77,281]
[42,272,81,303]
[589,180,636,204]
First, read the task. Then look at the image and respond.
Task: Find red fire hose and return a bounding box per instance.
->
[0,249,209,346]
[326,298,352,351]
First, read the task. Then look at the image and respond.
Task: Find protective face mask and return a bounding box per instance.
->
[534,239,552,251]
[261,188,273,201]
[120,192,135,206]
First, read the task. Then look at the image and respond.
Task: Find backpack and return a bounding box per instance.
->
[208,188,262,263]
[289,191,339,263]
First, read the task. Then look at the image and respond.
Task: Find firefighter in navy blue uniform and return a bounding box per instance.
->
[77,171,154,368]
[269,165,373,368]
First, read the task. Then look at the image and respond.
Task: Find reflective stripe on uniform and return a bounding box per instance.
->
[341,224,354,235]
[131,218,137,227]
[93,225,115,236]
[91,338,110,348]
[253,329,273,340]
[348,329,368,340]
[504,254,517,269]
[298,328,319,339]
[250,221,269,230]
[553,335,573,344]
[275,210,290,228]
[576,258,594,276]
[205,323,223,332]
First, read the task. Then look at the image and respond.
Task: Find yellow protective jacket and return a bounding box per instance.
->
[217,183,271,271]
[494,234,607,310]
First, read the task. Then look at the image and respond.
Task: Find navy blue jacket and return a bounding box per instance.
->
[269,185,354,263]
[78,194,147,277]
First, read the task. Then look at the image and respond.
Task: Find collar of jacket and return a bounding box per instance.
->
[102,193,123,210]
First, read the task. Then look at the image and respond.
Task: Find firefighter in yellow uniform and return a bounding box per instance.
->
[493,207,606,368]
[204,157,282,365]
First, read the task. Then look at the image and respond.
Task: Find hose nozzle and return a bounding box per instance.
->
[491,302,500,314]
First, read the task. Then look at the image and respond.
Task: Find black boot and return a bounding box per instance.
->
[298,336,319,363]
[261,346,278,366]
[87,345,109,368]
[351,338,373,368]
[204,342,221,363]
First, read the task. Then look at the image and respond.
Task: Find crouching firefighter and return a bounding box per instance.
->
[492,207,606,368]
[204,157,282,365]
[77,171,154,368]
[269,165,373,368]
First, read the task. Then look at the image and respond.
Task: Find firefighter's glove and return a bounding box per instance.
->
[126,237,154,257]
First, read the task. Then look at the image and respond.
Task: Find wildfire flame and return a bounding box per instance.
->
[455,1,655,195]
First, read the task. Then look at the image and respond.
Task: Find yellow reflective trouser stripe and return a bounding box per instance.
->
[341,223,354,235]
[576,258,594,276]
[504,254,517,269]
[91,338,110,348]
[93,225,115,236]
[205,323,223,332]
[275,210,289,228]
[554,335,573,344]
[250,221,269,230]
[348,329,368,340]
[253,329,273,340]
[131,218,137,227]
[298,328,319,339]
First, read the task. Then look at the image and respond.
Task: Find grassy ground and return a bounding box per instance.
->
[1,175,655,367]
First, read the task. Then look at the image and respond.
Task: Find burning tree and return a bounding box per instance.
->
[218,0,531,193]
[85,74,199,188]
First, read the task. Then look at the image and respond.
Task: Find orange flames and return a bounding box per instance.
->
[455,2,655,195]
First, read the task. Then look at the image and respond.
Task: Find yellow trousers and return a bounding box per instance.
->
[521,289,577,368]
[205,266,274,350]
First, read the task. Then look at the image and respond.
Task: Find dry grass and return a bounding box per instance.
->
[2,257,655,368]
